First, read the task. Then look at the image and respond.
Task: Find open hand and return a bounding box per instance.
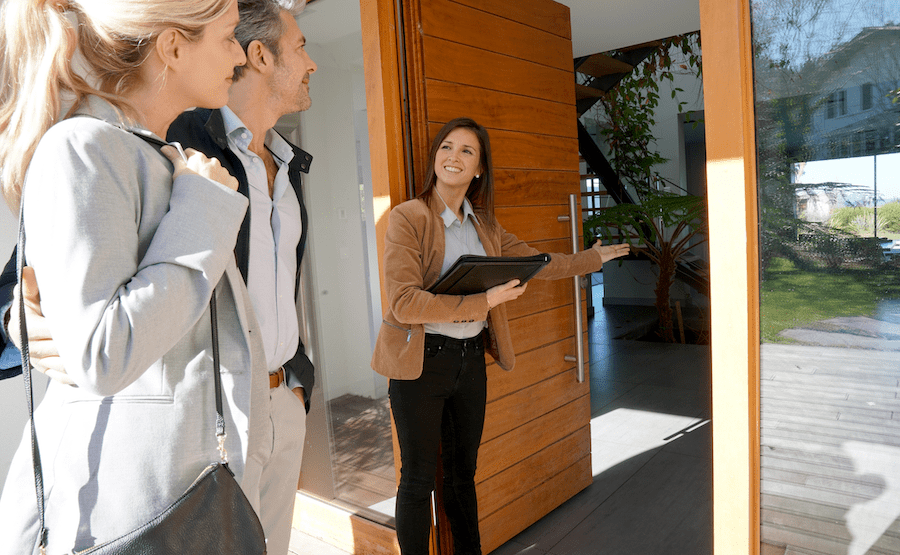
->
[10,266,72,385]
[592,240,631,264]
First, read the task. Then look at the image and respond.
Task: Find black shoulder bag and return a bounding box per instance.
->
[17,131,267,554]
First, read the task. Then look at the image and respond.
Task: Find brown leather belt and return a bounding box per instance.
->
[269,367,285,389]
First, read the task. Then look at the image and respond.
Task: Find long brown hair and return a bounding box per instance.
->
[417,117,495,228]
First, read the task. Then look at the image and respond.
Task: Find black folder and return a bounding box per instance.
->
[427,254,551,295]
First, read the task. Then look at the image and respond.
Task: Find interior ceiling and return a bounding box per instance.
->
[299,0,701,60]
[557,0,701,57]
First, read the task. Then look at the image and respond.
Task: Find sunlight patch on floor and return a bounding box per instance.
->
[590,408,709,477]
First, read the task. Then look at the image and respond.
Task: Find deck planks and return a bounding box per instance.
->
[760,343,900,555]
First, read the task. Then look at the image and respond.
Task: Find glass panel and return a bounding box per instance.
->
[275,0,394,523]
[751,2,900,553]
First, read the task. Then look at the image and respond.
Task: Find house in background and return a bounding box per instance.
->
[813,26,900,161]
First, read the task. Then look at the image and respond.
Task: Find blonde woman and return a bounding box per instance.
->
[0,0,273,552]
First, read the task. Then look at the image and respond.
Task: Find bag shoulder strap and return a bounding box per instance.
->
[17,199,49,553]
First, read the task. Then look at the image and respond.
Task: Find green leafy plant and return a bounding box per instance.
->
[585,193,707,343]
[588,33,701,191]
[583,32,707,342]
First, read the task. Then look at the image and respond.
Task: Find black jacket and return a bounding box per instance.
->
[0,250,19,380]
[167,108,315,411]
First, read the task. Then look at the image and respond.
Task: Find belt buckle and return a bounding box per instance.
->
[269,366,285,389]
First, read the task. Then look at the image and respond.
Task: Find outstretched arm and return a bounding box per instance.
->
[496,223,631,279]
[591,240,631,264]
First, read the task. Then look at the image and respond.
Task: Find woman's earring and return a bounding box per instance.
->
[475,174,480,179]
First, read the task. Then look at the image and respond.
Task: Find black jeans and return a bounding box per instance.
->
[388,332,487,555]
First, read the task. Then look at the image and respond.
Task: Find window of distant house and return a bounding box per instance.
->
[825,90,847,119]
[865,130,877,154]
[861,83,874,110]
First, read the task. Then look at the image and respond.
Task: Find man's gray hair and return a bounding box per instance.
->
[232,0,306,81]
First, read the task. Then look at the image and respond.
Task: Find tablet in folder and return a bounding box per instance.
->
[427,253,551,295]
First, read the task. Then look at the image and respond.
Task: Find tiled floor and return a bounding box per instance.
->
[490,284,712,555]
[293,281,714,554]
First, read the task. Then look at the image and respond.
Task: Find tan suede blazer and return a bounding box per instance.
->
[371,195,605,380]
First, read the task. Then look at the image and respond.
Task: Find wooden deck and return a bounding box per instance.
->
[760,344,900,555]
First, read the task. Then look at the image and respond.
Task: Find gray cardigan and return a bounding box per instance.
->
[0,98,271,554]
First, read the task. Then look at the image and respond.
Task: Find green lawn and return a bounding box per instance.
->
[760,257,900,343]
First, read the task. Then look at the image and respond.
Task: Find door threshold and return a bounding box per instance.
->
[292,490,400,555]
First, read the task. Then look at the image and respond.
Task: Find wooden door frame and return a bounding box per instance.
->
[361,0,411,310]
[364,0,764,554]
[699,0,761,553]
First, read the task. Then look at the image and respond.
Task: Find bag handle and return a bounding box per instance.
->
[209,290,228,463]
[17,129,227,554]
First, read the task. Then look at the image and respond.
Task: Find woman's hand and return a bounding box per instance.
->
[10,266,72,385]
[161,145,239,191]
[592,240,631,264]
[486,279,527,309]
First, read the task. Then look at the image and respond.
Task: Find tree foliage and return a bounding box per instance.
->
[829,202,900,235]
[585,193,707,343]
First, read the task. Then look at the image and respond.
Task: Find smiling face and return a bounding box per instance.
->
[270,10,317,115]
[433,127,483,193]
[176,0,246,109]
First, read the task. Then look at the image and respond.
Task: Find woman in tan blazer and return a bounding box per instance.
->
[372,117,629,555]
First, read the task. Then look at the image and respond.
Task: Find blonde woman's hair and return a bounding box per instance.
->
[0,0,233,210]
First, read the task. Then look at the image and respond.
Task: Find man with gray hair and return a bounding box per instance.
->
[166,1,318,552]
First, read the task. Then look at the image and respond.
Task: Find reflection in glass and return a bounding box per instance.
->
[276,0,395,523]
[752,1,900,553]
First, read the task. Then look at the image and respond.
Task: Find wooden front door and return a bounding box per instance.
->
[396,0,592,551]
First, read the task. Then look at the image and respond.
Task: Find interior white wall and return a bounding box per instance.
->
[652,64,705,194]
[602,259,693,306]
[297,36,384,403]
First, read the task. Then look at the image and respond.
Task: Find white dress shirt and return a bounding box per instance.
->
[221,106,301,372]
[424,195,488,340]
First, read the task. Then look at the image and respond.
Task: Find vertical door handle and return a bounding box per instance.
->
[559,194,585,383]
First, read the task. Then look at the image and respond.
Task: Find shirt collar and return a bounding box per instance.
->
[436,192,479,228]
[220,106,294,165]
[220,105,250,149]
